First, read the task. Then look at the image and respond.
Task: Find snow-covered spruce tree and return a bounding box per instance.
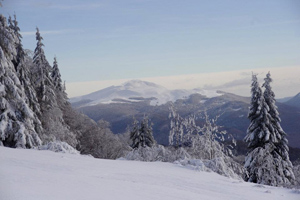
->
[51,57,63,92]
[262,72,295,185]
[8,14,24,66]
[139,116,155,148]
[262,72,291,157]
[8,14,43,134]
[169,104,184,148]
[244,74,274,149]
[32,27,56,140]
[32,27,56,108]
[130,117,140,149]
[0,15,41,147]
[51,57,69,108]
[244,74,295,186]
[130,116,155,149]
[32,28,77,146]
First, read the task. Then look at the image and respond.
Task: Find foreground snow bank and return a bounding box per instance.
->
[38,141,79,154]
[123,146,243,179]
[0,147,299,200]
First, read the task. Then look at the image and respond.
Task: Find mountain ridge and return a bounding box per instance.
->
[70,79,223,107]
[284,92,300,108]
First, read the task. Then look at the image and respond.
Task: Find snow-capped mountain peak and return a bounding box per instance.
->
[70,80,222,107]
[121,79,164,89]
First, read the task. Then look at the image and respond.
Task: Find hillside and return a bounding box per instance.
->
[1,147,299,200]
[74,87,300,149]
[284,93,300,108]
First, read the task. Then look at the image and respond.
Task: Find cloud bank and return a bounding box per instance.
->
[66,66,300,98]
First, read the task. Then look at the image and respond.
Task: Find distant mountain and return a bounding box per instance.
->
[70,80,223,107]
[283,92,300,108]
[277,96,293,103]
[72,86,300,149]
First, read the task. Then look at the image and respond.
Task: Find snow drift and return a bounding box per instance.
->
[0,146,299,200]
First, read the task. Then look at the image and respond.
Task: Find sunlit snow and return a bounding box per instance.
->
[0,147,299,200]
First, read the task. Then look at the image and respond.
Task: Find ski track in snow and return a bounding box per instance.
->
[0,147,299,200]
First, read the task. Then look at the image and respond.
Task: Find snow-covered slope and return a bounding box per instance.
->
[1,147,299,200]
[70,80,222,106]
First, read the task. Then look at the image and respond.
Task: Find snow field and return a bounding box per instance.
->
[0,147,299,200]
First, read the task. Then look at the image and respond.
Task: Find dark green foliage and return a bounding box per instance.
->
[130,116,155,149]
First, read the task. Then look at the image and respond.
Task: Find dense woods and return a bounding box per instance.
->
[0,14,126,159]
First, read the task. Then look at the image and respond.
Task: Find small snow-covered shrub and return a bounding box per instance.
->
[294,165,300,187]
[123,145,191,162]
[175,159,210,172]
[38,141,79,154]
[203,156,243,179]
[123,144,243,179]
[175,156,243,180]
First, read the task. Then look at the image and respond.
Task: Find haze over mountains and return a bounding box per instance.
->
[71,80,300,150]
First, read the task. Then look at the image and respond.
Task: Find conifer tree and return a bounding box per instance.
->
[130,116,155,148]
[262,72,295,185]
[51,57,63,91]
[263,72,289,155]
[32,27,57,109]
[244,73,295,186]
[139,116,155,148]
[244,74,274,149]
[130,118,140,149]
[8,14,24,66]
[51,57,69,108]
[32,28,72,145]
[0,15,41,147]
[8,15,42,132]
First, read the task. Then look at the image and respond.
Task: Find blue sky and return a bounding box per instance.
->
[1,0,300,96]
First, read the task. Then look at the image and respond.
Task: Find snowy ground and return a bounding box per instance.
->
[0,147,299,200]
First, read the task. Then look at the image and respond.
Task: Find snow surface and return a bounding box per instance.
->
[70,80,222,106]
[1,146,299,200]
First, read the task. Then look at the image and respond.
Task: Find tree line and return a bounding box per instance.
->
[0,14,127,159]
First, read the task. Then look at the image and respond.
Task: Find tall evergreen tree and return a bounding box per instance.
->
[263,72,288,154]
[51,57,63,92]
[262,72,295,185]
[8,14,24,66]
[244,73,295,186]
[0,14,41,147]
[32,27,56,109]
[32,28,73,145]
[244,74,274,149]
[130,118,140,149]
[51,57,69,108]
[8,14,42,132]
[139,116,155,148]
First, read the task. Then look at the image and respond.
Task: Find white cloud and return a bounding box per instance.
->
[66,66,300,98]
